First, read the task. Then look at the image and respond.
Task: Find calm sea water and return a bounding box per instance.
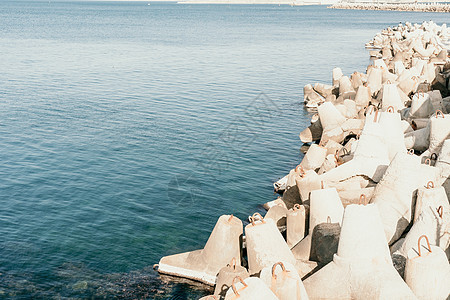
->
[0,1,448,298]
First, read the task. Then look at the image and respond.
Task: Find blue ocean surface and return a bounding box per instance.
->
[0,1,448,298]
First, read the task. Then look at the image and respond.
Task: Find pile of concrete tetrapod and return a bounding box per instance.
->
[157,21,450,300]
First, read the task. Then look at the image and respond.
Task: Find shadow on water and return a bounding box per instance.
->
[0,263,212,299]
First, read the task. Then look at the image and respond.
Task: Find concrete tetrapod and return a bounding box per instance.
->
[224,276,278,300]
[303,204,418,300]
[287,204,307,249]
[295,169,322,202]
[214,257,249,298]
[318,154,338,175]
[404,125,430,152]
[304,84,325,108]
[413,183,449,222]
[264,204,288,228]
[371,151,438,245]
[427,90,444,112]
[410,91,434,118]
[245,213,296,276]
[393,198,450,277]
[317,102,346,145]
[300,144,327,171]
[354,84,371,109]
[158,215,243,285]
[291,187,344,261]
[318,112,390,186]
[423,111,450,157]
[259,261,309,300]
[435,139,450,200]
[398,75,419,96]
[380,83,405,112]
[404,235,450,300]
[350,72,363,90]
[366,67,383,96]
[338,76,356,100]
[314,83,334,98]
[299,118,323,143]
[332,67,344,87]
[378,109,407,160]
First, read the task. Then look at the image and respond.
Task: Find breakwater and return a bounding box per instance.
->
[157,20,450,299]
[330,2,450,12]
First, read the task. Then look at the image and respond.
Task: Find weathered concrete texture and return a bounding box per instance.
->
[310,222,341,265]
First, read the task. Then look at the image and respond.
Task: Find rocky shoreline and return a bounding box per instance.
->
[330,2,450,13]
[157,21,450,300]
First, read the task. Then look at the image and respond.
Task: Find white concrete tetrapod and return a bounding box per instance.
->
[378,109,407,160]
[318,113,390,186]
[295,169,322,202]
[421,62,437,84]
[291,187,344,261]
[341,99,358,119]
[404,126,430,152]
[350,72,363,90]
[436,139,450,199]
[304,84,324,106]
[401,120,413,134]
[338,188,375,207]
[382,69,398,84]
[285,165,302,190]
[318,154,338,175]
[338,76,356,100]
[313,83,334,98]
[323,139,343,156]
[158,215,243,285]
[381,83,405,112]
[245,213,296,276]
[412,58,427,74]
[373,58,388,70]
[263,197,286,211]
[264,204,288,228]
[287,204,307,249]
[430,49,447,64]
[224,276,278,300]
[404,236,450,300]
[366,67,383,96]
[398,85,412,106]
[393,60,406,75]
[300,144,327,171]
[414,182,449,222]
[299,119,323,143]
[340,118,364,138]
[410,91,433,118]
[426,111,450,157]
[303,204,418,300]
[371,151,438,244]
[214,257,249,298]
[354,85,371,110]
[382,47,392,59]
[427,90,444,112]
[394,201,450,270]
[317,102,346,145]
[259,262,309,300]
[398,75,419,96]
[332,67,343,87]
